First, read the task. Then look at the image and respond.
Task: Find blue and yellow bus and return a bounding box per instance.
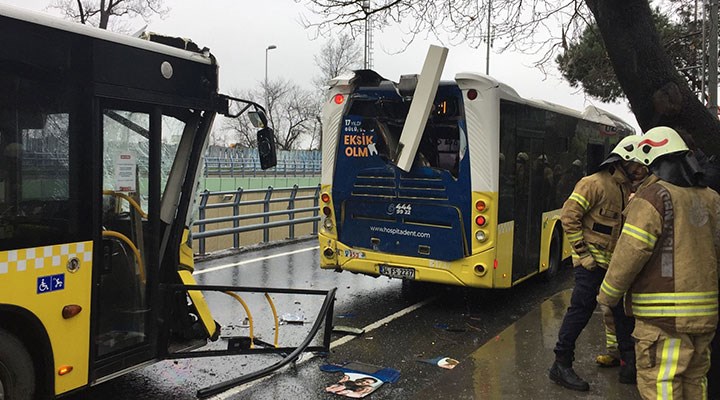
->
[0,5,335,398]
[318,69,634,289]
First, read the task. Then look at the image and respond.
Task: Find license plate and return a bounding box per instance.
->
[379,264,415,280]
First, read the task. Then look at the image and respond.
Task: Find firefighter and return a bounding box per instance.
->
[597,153,650,369]
[598,126,719,400]
[549,135,645,391]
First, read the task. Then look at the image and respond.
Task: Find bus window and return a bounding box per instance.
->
[0,75,89,251]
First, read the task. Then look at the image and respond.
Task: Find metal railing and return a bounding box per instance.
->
[203,157,321,177]
[192,185,321,255]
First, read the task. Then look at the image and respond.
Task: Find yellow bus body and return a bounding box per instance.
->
[319,186,570,288]
[0,241,93,394]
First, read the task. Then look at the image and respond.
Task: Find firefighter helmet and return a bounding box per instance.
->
[600,135,642,168]
[637,126,689,166]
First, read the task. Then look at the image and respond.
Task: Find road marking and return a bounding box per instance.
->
[330,296,436,349]
[194,246,318,276]
[210,296,437,399]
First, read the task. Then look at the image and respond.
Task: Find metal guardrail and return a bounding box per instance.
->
[193,185,321,254]
[203,157,321,177]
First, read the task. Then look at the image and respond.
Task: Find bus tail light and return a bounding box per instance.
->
[475,230,487,242]
[467,89,478,100]
[321,192,331,203]
[475,200,486,212]
[333,94,345,105]
[322,206,332,216]
[475,215,486,226]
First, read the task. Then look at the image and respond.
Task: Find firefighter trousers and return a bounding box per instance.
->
[634,319,715,400]
[554,266,635,360]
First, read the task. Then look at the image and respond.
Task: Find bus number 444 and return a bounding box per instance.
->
[391,203,412,215]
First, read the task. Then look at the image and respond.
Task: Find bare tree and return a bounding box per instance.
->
[299,0,720,156]
[223,80,320,150]
[48,0,169,31]
[313,33,364,89]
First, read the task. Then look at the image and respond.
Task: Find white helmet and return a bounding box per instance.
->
[637,126,689,166]
[600,135,642,167]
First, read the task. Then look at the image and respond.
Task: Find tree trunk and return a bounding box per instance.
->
[586,0,720,156]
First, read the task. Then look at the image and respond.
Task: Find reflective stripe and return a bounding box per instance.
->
[633,304,718,318]
[605,331,618,349]
[657,338,680,400]
[569,192,590,210]
[587,244,610,264]
[566,231,583,242]
[622,223,657,247]
[633,291,719,305]
[601,280,624,299]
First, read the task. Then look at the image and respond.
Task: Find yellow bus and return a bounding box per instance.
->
[317,67,634,289]
[0,5,334,399]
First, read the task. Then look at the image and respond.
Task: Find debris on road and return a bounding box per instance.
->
[280,313,305,325]
[418,356,460,370]
[332,325,365,335]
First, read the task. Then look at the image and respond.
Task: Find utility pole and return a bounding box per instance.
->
[486,0,491,75]
[364,0,374,69]
[709,0,718,117]
[265,44,277,106]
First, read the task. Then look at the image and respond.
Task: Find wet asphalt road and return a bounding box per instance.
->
[67,238,574,399]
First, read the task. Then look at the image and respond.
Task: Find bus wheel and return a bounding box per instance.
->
[542,229,562,282]
[0,329,36,400]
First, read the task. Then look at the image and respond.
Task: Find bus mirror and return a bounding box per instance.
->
[248,110,268,128]
[398,74,419,97]
[257,127,277,170]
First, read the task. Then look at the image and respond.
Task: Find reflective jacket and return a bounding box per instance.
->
[598,175,720,334]
[561,166,632,269]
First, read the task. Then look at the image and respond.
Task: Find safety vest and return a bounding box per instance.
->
[599,176,720,333]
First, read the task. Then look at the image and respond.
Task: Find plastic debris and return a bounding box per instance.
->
[332,325,365,335]
[321,362,401,383]
[418,356,460,370]
[280,313,305,325]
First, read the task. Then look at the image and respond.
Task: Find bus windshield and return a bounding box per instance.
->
[344,84,465,178]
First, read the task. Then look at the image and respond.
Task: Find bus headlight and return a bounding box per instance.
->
[475,230,487,242]
[323,218,334,231]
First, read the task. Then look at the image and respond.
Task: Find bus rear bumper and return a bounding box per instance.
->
[318,235,503,288]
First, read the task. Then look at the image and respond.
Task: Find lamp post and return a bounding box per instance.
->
[265,44,277,104]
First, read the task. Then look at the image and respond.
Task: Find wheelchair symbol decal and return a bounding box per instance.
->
[37,274,65,294]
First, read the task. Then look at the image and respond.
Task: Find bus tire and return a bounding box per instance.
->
[542,229,562,282]
[0,328,36,400]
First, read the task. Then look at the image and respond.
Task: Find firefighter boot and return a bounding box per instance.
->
[618,352,637,384]
[549,356,590,392]
[596,353,621,368]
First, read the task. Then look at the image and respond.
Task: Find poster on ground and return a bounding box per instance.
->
[325,372,383,398]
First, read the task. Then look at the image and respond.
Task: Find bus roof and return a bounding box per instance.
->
[454,72,635,134]
[0,3,214,65]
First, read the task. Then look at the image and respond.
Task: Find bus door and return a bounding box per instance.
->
[513,136,544,280]
[93,100,168,379]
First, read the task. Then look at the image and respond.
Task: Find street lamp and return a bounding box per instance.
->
[265,44,277,99]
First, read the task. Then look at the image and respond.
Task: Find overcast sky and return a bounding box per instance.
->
[1,0,641,134]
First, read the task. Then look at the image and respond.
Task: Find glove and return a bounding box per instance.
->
[578,253,598,271]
